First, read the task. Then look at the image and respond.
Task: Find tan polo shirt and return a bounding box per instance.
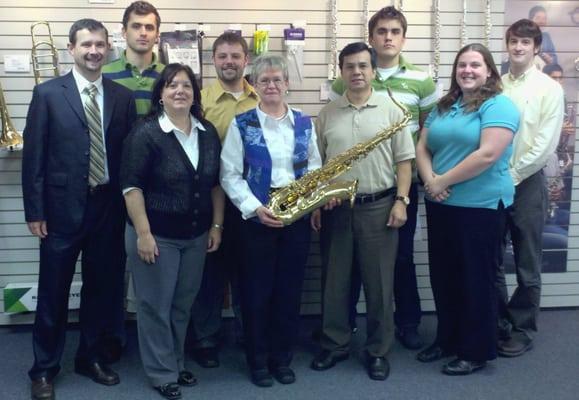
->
[316,90,415,194]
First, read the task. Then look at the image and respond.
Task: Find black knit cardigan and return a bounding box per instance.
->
[120,116,221,239]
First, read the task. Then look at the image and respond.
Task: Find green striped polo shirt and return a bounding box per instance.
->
[331,55,437,138]
[102,51,165,117]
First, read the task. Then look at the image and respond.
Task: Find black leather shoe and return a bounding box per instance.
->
[31,377,54,400]
[193,347,219,368]
[367,356,390,381]
[270,366,296,384]
[250,369,274,387]
[442,358,486,375]
[396,327,423,350]
[74,360,120,386]
[416,343,453,363]
[310,350,349,371]
[177,370,197,387]
[497,337,533,357]
[155,382,182,400]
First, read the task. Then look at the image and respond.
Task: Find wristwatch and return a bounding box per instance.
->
[395,195,410,206]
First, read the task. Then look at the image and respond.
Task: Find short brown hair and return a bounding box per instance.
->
[212,32,249,56]
[69,18,108,45]
[122,1,161,30]
[368,6,408,38]
[505,19,542,49]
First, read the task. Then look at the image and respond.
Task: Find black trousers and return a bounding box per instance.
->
[189,199,244,349]
[29,188,126,380]
[238,217,311,369]
[425,200,504,362]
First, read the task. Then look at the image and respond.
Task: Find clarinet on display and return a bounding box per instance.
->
[484,0,492,48]
[268,89,411,225]
[31,21,60,85]
[0,81,24,151]
[460,0,468,48]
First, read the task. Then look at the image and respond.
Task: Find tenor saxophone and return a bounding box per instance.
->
[268,89,412,225]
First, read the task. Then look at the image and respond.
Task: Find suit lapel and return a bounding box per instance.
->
[102,78,116,134]
[62,72,87,126]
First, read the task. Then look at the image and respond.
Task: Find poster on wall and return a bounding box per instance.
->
[159,30,203,87]
[502,0,579,273]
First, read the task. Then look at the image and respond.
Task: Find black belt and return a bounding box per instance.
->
[88,183,111,195]
[354,187,396,205]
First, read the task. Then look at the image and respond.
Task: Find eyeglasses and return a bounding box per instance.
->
[256,78,285,88]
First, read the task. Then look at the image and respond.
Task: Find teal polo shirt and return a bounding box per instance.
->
[425,94,520,209]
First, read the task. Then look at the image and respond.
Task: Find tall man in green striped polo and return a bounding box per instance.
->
[100,1,164,363]
[329,6,437,350]
[102,1,165,117]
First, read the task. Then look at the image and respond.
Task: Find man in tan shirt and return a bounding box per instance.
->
[310,42,414,381]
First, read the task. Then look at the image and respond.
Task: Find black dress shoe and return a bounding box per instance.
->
[155,382,182,400]
[497,337,533,357]
[193,347,219,368]
[416,343,453,363]
[177,370,197,387]
[367,356,390,381]
[250,369,274,387]
[74,360,120,386]
[396,327,423,350]
[442,358,486,375]
[270,366,296,384]
[310,350,349,371]
[31,377,54,400]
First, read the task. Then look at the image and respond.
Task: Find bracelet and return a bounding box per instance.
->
[211,223,224,230]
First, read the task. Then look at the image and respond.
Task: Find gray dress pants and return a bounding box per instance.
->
[320,195,398,357]
[497,171,548,342]
[126,224,207,386]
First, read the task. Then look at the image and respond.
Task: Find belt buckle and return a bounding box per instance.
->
[356,193,374,205]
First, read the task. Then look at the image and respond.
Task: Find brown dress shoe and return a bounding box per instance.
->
[31,377,54,400]
[497,337,533,357]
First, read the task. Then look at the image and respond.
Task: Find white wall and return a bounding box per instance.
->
[1,0,578,324]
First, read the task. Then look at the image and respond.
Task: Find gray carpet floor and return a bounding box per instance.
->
[1,309,578,400]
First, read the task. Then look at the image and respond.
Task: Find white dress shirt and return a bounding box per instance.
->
[220,105,322,220]
[159,112,205,169]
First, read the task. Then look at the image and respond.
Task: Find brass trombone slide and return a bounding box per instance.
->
[0,80,24,152]
[31,21,59,85]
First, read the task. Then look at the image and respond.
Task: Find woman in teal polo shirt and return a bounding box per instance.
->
[415,43,519,375]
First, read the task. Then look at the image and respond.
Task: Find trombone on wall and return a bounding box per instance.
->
[31,21,59,85]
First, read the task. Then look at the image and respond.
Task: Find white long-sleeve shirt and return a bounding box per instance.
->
[502,66,565,185]
[220,105,322,219]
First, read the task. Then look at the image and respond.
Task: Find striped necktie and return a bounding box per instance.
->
[84,84,106,187]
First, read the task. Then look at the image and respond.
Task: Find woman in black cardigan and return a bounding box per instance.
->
[121,64,224,400]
